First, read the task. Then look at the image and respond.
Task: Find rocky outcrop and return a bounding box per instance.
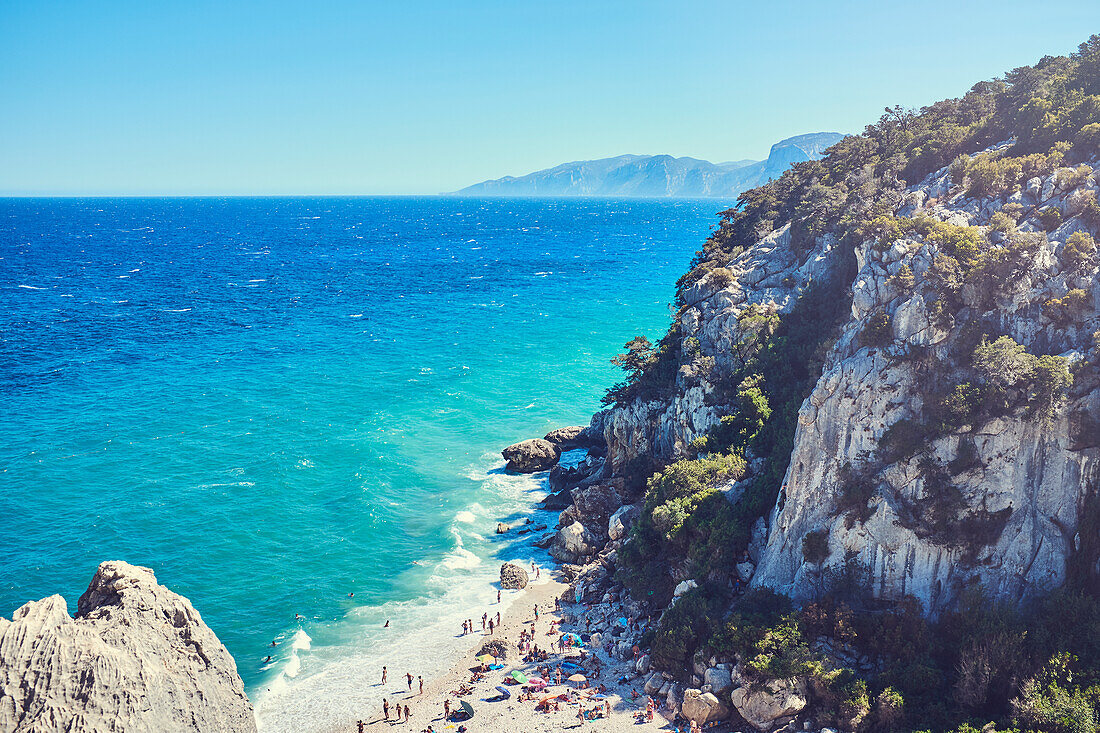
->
[543,425,596,450]
[608,504,639,541]
[502,438,561,473]
[753,157,1100,612]
[0,561,256,733]
[730,677,808,731]
[500,562,529,590]
[592,141,1100,613]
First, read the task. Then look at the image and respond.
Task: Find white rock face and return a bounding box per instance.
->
[0,561,255,733]
[730,678,808,731]
[681,689,729,725]
[752,156,1100,613]
[598,145,1100,614]
[673,579,698,598]
[551,521,599,560]
[608,504,639,540]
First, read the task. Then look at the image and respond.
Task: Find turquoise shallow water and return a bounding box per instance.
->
[0,196,720,729]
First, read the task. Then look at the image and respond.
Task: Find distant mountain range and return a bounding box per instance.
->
[451,132,846,198]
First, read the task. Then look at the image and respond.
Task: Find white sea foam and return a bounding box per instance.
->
[251,462,557,732]
[17,285,45,290]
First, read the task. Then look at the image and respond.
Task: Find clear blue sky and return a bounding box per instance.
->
[2,0,1099,195]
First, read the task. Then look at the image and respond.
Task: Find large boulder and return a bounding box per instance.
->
[730,678,808,732]
[703,664,734,697]
[608,504,639,540]
[0,561,256,733]
[500,562,529,590]
[571,483,622,528]
[502,438,560,473]
[549,521,600,561]
[681,689,730,726]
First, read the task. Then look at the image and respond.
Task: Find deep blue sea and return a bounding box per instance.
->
[0,196,720,730]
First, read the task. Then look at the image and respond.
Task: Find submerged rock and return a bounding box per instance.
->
[500,562,529,590]
[502,438,560,473]
[0,560,256,733]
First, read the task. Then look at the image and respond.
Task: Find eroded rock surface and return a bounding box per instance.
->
[502,438,560,473]
[0,561,256,733]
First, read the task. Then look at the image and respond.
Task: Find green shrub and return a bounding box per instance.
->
[1063,230,1097,272]
[1057,164,1093,191]
[1039,207,1065,231]
[888,264,916,291]
[933,382,985,432]
[990,210,1018,236]
[973,336,1035,390]
[861,311,894,348]
[1012,653,1099,733]
[880,418,928,462]
[649,584,730,670]
[1029,354,1073,424]
[1044,289,1089,325]
[802,528,830,565]
[709,267,735,289]
[836,461,877,524]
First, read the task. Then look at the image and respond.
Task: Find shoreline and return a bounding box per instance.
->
[328,567,677,733]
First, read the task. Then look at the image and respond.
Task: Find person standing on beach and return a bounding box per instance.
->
[383,699,390,721]
[418,675,424,694]
[496,611,500,626]
[404,704,410,722]
[382,666,388,684]
[488,618,494,634]
[406,672,413,690]
[534,604,539,621]
[444,699,450,719]
[482,613,487,630]
[497,589,501,603]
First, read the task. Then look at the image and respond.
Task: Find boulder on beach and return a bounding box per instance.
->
[682,689,729,726]
[477,639,514,661]
[500,562,529,590]
[502,438,560,473]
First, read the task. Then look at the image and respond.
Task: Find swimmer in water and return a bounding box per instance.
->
[384,620,390,628]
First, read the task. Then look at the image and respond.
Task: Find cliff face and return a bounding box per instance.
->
[0,561,256,733]
[595,146,1100,614]
[755,157,1100,612]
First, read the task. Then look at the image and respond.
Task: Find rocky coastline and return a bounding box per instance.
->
[0,561,256,733]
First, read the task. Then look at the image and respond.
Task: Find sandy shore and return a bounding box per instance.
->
[330,569,681,733]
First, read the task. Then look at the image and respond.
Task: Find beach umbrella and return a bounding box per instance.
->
[567,673,587,683]
[476,654,494,664]
[563,632,583,646]
[510,671,528,684]
[460,700,475,718]
[495,685,511,698]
